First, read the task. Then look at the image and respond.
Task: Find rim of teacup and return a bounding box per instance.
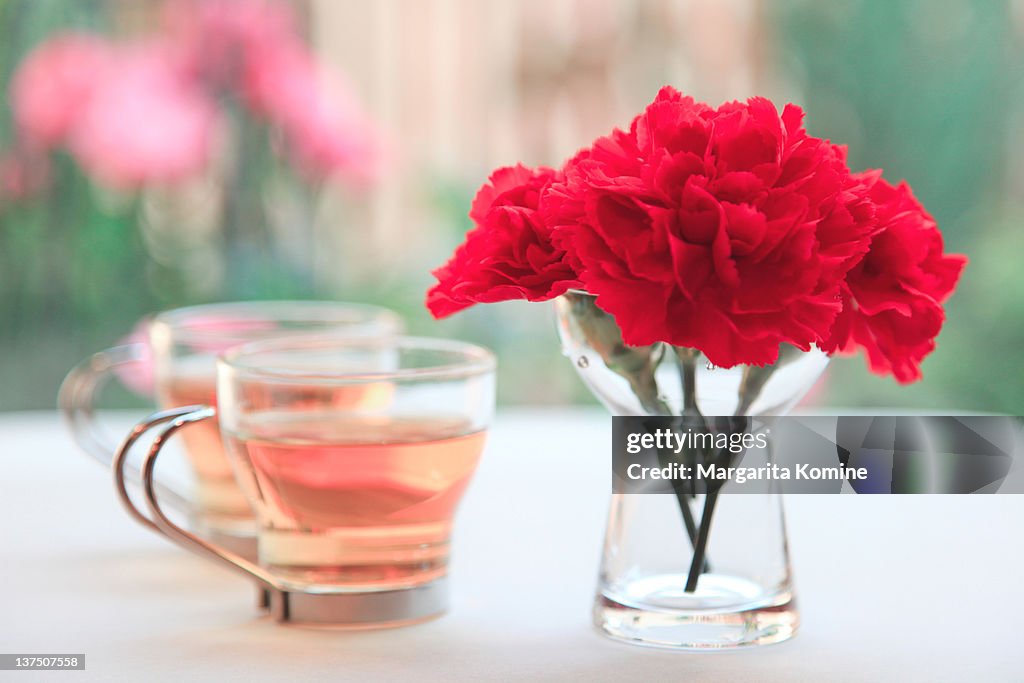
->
[150,300,404,346]
[218,334,497,384]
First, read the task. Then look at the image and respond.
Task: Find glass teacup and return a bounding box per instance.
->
[60,301,403,546]
[118,335,495,627]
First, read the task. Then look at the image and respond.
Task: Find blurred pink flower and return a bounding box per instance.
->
[162,0,297,86]
[8,1,383,190]
[9,34,112,147]
[68,44,216,190]
[165,0,383,182]
[244,43,384,182]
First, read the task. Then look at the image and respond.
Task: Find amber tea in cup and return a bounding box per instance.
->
[125,335,496,627]
[62,301,403,541]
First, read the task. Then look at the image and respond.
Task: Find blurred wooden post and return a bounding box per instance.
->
[308,0,763,293]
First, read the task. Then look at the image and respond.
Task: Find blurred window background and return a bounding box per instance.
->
[1,0,1021,412]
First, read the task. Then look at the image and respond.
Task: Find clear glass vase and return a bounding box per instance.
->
[555,291,830,649]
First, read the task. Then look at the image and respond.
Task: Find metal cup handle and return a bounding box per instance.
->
[120,406,449,625]
[117,406,278,586]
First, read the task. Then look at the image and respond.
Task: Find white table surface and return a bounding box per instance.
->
[1,409,1022,682]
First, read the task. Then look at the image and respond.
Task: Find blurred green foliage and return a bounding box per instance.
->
[1,0,168,408]
[0,0,321,410]
[0,0,1021,412]
[774,0,1023,412]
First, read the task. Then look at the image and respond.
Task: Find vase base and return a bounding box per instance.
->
[594,574,798,650]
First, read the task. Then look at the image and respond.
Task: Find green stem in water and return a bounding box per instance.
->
[685,490,718,592]
[655,437,706,569]
[564,292,669,414]
[669,474,709,573]
[682,346,791,593]
[672,346,714,581]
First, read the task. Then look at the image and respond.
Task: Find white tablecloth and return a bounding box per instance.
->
[1,409,1021,682]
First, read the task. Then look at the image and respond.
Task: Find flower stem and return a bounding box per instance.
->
[675,347,702,419]
[685,490,719,592]
[669,479,710,573]
[673,346,713,580]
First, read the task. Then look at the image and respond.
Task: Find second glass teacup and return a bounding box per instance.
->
[118,335,496,627]
[61,301,403,546]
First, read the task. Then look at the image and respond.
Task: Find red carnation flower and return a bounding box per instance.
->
[820,174,967,383]
[426,86,966,384]
[426,164,581,318]
[545,87,878,368]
